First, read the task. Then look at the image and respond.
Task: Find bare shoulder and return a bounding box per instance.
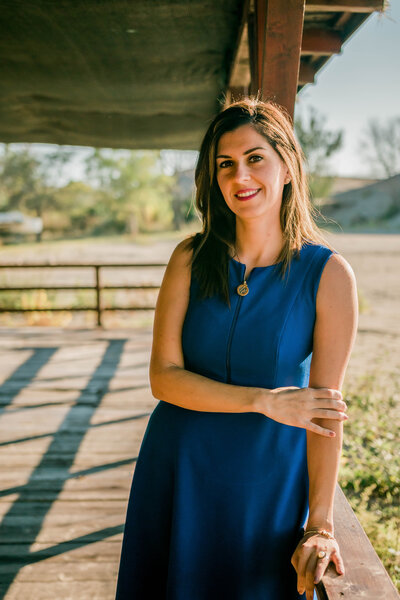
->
[160,237,195,299]
[167,236,194,272]
[317,252,358,312]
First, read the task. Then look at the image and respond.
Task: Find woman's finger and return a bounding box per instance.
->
[311,409,348,421]
[330,547,346,576]
[305,553,318,600]
[311,398,347,412]
[296,547,313,595]
[305,421,336,437]
[311,387,342,400]
[313,551,331,584]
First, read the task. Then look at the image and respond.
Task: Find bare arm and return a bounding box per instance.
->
[292,253,359,598]
[306,253,358,532]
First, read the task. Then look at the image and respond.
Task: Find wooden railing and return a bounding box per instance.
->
[316,485,398,599]
[0,262,164,326]
[0,262,398,598]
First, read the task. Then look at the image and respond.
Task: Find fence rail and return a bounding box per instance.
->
[0,263,165,326]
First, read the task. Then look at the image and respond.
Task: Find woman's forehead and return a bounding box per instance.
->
[216,124,272,156]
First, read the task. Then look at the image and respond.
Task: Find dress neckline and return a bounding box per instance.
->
[230,256,283,270]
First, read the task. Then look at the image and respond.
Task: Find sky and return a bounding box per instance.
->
[7,0,400,182]
[296,0,400,177]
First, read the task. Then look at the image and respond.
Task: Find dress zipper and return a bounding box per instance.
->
[226,266,252,384]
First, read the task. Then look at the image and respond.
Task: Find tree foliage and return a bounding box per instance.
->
[84,149,176,234]
[294,106,344,201]
[359,116,400,178]
[0,145,45,216]
[0,144,192,239]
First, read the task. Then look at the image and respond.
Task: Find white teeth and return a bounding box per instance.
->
[236,189,259,198]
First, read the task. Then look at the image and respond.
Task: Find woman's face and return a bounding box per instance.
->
[215,124,290,220]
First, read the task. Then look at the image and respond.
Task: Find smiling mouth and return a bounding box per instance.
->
[235,189,261,201]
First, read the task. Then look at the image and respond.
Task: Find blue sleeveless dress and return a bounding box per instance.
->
[115,241,335,600]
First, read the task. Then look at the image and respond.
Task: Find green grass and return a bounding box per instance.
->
[340,372,400,590]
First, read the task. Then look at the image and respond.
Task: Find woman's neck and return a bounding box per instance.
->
[232,219,284,266]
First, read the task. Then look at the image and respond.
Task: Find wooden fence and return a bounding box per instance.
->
[0,262,164,326]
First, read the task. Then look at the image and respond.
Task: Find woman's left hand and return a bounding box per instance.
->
[291,533,345,599]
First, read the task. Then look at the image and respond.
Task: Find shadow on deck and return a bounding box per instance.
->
[0,328,397,599]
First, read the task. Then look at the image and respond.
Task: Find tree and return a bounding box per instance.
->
[358,116,400,178]
[294,106,344,201]
[85,149,175,234]
[0,145,43,214]
[0,143,76,222]
[159,150,198,229]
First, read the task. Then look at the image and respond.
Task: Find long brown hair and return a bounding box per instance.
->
[185,97,334,307]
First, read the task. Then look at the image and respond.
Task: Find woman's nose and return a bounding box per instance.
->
[232,162,250,181]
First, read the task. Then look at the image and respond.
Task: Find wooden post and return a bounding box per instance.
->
[95,265,102,327]
[253,0,305,120]
[247,11,257,96]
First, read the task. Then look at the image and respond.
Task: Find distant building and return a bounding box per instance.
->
[0,211,43,237]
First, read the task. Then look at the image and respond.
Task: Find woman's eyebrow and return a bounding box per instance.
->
[216,146,266,159]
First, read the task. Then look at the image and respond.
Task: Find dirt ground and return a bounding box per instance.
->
[322,232,400,388]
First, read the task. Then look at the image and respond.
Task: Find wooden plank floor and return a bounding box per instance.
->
[0,327,156,600]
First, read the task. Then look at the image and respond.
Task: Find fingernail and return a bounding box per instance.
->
[329,431,336,437]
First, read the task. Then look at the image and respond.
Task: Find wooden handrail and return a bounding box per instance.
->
[0,263,165,326]
[316,485,398,599]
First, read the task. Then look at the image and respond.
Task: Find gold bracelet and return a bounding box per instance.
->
[303,528,335,541]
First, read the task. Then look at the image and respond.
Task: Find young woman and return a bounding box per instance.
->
[115,98,358,600]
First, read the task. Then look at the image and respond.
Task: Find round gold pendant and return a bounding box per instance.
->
[237,281,249,296]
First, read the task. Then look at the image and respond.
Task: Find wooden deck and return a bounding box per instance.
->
[0,327,155,599]
[0,325,398,599]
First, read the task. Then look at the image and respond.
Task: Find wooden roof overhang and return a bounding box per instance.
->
[227,0,386,118]
[0,1,385,150]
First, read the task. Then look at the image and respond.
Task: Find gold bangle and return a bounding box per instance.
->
[304,528,335,541]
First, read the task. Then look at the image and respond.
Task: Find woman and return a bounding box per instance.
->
[115,98,358,600]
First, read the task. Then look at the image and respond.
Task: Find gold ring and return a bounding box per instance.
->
[317,550,327,559]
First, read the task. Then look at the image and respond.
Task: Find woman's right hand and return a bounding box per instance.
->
[256,386,348,437]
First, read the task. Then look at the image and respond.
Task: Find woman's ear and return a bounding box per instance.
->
[284,171,291,185]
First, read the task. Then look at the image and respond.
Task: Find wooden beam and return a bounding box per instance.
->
[298,61,317,84]
[255,0,268,93]
[334,11,354,28]
[301,28,343,55]
[305,0,384,12]
[227,86,250,104]
[228,22,251,90]
[225,0,251,107]
[318,485,399,599]
[254,0,306,120]
[248,11,258,96]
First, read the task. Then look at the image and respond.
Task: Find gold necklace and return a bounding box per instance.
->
[234,247,249,296]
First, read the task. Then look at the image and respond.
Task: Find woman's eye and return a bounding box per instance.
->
[218,160,232,169]
[217,155,262,169]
